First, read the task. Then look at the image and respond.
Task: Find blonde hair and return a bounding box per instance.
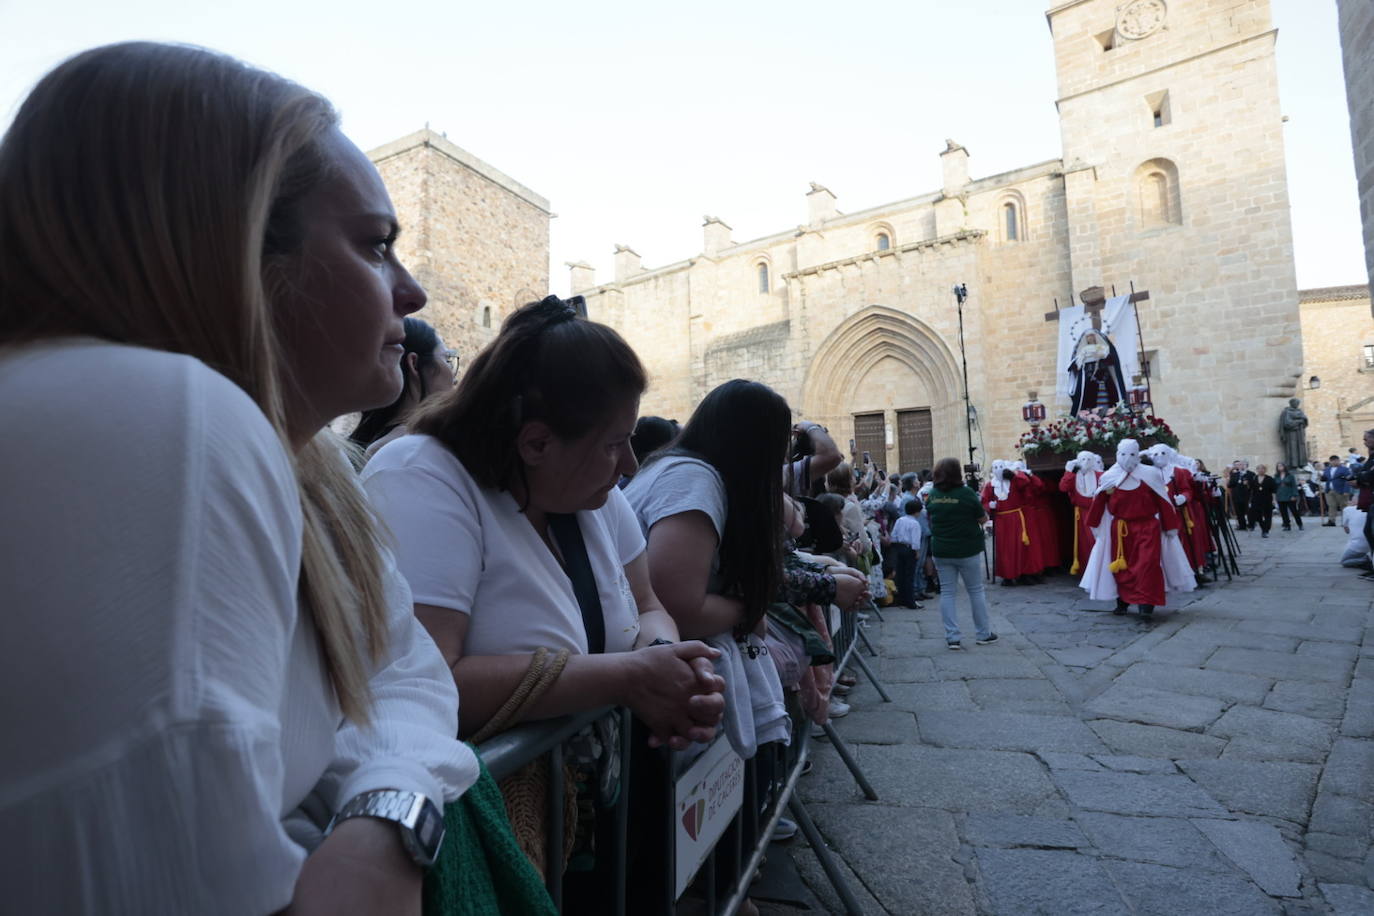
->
[0,42,388,723]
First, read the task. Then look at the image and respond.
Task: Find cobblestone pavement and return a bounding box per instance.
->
[766,522,1374,915]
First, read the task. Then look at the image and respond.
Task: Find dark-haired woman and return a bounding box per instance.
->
[927,458,995,649]
[1275,462,1303,531]
[361,296,725,748]
[349,316,456,457]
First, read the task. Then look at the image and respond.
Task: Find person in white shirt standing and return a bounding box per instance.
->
[0,42,489,916]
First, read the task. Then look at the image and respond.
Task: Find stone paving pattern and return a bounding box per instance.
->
[767,525,1374,915]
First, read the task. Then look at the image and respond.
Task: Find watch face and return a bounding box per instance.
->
[1118,0,1167,40]
[414,801,441,851]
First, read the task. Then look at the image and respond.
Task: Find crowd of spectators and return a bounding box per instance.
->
[2,40,997,914]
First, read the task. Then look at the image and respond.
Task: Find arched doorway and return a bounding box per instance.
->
[801,306,964,474]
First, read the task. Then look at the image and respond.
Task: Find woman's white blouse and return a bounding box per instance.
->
[0,340,477,915]
[361,433,647,658]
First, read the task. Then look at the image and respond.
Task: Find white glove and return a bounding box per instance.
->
[989,500,998,509]
[1164,529,1179,539]
[1173,494,1187,506]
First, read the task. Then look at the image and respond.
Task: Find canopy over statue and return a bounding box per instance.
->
[1278,398,1309,468]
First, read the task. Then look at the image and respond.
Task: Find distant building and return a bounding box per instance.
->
[368,129,550,362]
[1297,285,1374,456]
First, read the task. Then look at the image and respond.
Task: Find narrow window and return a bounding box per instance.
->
[1145,90,1172,128]
[757,262,769,294]
[876,232,890,251]
[1096,29,1116,52]
[482,306,491,328]
[1363,343,1374,369]
[1004,203,1019,242]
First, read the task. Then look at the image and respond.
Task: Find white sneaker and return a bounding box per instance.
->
[828,699,851,718]
[772,817,798,841]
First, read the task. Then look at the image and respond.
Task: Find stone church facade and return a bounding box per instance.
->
[566,0,1304,472]
[370,0,1346,472]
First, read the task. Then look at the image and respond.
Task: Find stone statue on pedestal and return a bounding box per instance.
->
[1278,398,1309,468]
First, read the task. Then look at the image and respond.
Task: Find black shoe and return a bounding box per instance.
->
[1001,579,1017,587]
[1282,526,1291,531]
[975,633,999,646]
[1139,605,1155,617]
[1262,532,1269,539]
[1113,600,1129,616]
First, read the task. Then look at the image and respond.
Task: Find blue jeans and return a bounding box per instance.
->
[934,553,992,642]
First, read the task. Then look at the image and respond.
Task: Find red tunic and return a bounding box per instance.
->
[1059,470,1099,575]
[1165,467,1202,569]
[1026,474,1062,571]
[1086,481,1181,606]
[1186,474,1215,566]
[982,474,1040,579]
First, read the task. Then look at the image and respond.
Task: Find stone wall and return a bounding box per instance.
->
[369,129,551,367]
[1050,0,1303,468]
[1338,0,1374,316]
[1298,286,1374,459]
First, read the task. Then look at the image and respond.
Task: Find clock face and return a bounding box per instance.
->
[1118,0,1167,40]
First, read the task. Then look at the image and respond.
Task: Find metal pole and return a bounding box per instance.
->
[1128,280,1154,409]
[954,284,975,468]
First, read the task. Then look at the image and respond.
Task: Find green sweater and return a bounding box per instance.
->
[926,485,987,559]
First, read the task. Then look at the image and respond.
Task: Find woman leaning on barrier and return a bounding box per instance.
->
[0,43,496,915]
[360,296,726,749]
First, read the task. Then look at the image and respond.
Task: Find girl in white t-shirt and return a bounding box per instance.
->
[363,296,726,749]
[1,43,481,915]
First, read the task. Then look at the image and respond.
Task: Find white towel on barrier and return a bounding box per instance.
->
[697,631,790,760]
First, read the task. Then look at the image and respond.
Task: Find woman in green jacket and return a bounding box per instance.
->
[1275,462,1303,532]
[925,457,995,650]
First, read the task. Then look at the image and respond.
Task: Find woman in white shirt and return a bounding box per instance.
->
[362,295,726,748]
[0,43,480,915]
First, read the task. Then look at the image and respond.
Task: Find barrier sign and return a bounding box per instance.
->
[673,736,744,898]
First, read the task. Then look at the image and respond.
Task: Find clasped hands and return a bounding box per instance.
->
[628,641,727,751]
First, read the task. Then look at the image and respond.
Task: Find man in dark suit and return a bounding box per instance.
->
[1227,460,1257,530]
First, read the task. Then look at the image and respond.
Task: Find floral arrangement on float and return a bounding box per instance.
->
[1016,404,1179,457]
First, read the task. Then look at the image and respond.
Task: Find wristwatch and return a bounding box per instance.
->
[326,789,445,868]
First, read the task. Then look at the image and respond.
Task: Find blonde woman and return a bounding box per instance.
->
[0,43,484,914]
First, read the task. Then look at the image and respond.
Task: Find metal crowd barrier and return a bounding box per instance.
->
[473,686,872,914]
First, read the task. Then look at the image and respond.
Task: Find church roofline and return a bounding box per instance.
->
[1298,285,1370,303]
[367,128,552,215]
[783,229,986,279]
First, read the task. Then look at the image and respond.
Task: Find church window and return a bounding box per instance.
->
[997,192,1026,243]
[1135,158,1182,228]
[482,306,491,328]
[876,232,890,251]
[1096,29,1116,52]
[1138,349,1159,380]
[757,262,770,294]
[1145,90,1172,128]
[1363,343,1374,369]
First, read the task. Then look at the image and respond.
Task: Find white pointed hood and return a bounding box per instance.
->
[1095,438,1172,503]
[1067,450,1103,498]
[991,459,1012,501]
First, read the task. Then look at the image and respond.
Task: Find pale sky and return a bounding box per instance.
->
[1,0,1363,295]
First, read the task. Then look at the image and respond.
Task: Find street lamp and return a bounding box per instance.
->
[1021,391,1046,428]
[1126,374,1152,414]
[953,283,975,469]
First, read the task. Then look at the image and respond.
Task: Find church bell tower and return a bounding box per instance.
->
[1046,0,1304,463]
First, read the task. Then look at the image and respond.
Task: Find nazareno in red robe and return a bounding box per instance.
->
[1165,466,1207,570]
[1026,474,1062,571]
[1186,472,1215,567]
[982,473,1042,579]
[1059,470,1100,576]
[1085,481,1181,606]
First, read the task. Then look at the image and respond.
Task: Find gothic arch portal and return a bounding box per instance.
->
[801,306,966,467]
